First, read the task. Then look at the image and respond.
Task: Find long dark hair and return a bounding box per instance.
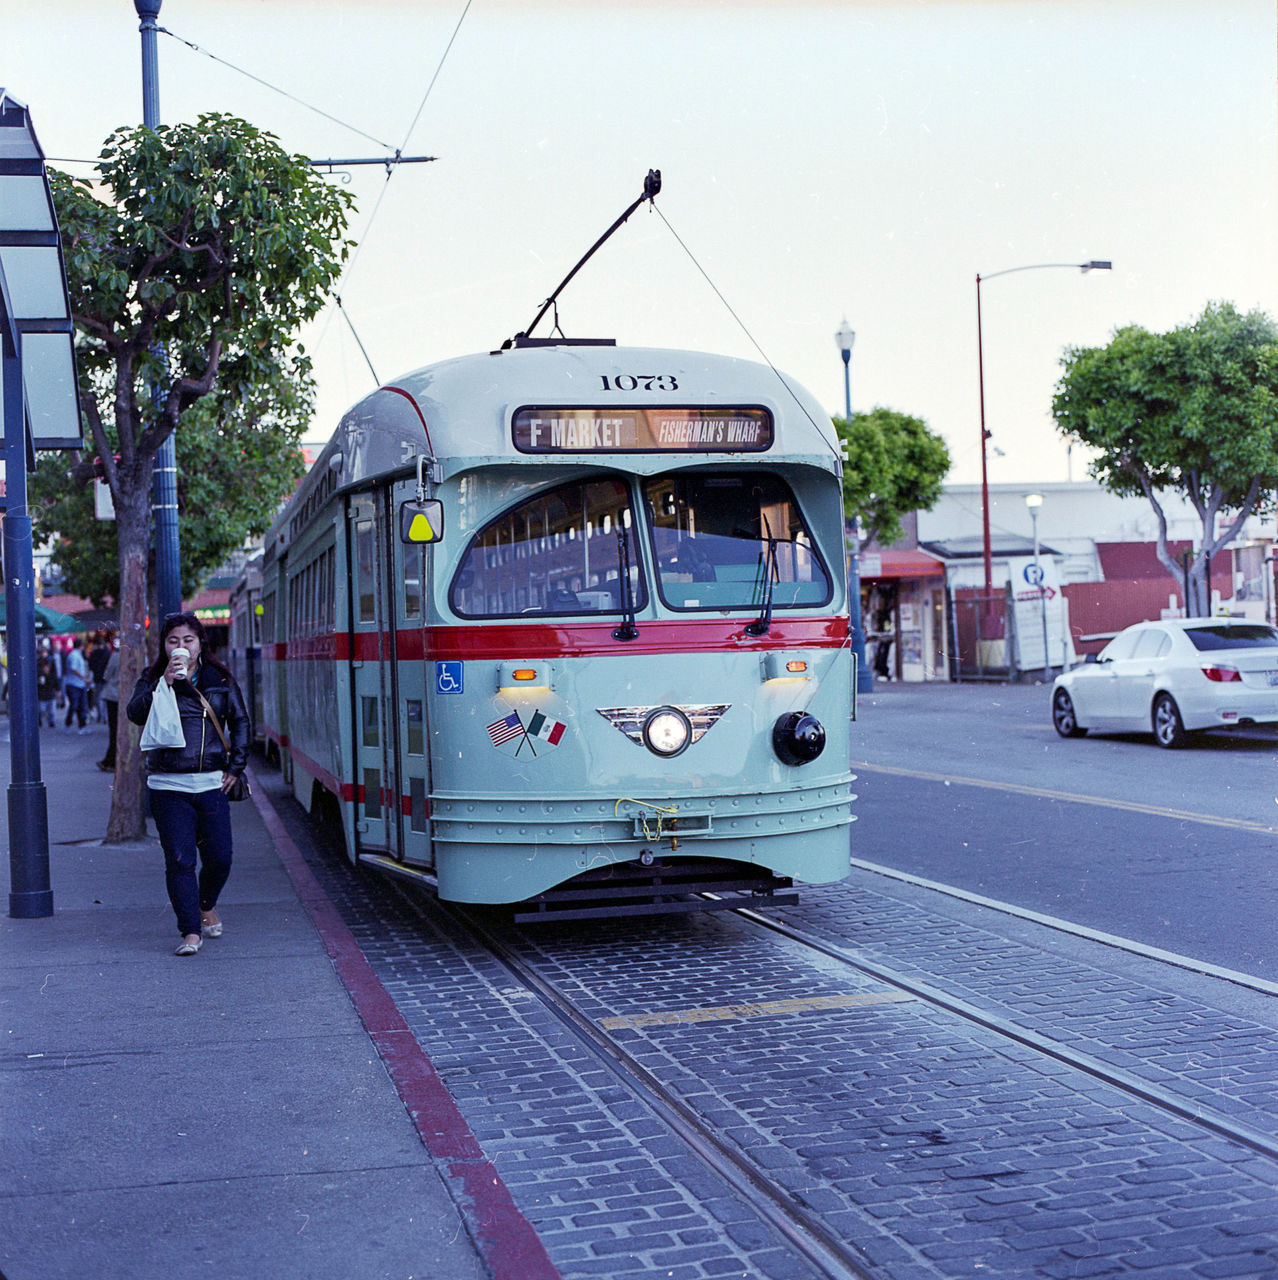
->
[145,612,235,686]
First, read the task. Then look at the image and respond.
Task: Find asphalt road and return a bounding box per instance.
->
[849,680,1278,979]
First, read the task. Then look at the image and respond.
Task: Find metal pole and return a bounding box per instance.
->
[137,0,182,622]
[1032,508,1049,677]
[976,273,993,602]
[3,328,53,918]
[839,338,873,695]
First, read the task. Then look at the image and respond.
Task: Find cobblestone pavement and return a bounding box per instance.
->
[268,773,1278,1279]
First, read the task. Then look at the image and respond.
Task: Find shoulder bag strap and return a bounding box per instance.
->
[191,685,232,756]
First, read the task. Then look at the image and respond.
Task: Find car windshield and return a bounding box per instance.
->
[1184,624,1278,651]
[644,471,831,611]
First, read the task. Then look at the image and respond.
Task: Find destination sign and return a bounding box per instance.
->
[512,406,773,454]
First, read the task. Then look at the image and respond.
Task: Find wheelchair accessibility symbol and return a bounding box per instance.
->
[435,661,464,695]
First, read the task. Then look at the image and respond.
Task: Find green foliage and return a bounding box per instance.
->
[1053,302,1278,612]
[834,407,951,545]
[1053,302,1278,516]
[31,361,309,604]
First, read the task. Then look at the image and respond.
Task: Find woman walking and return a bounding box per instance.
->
[127,612,250,956]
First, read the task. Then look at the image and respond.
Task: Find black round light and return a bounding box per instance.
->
[772,711,826,766]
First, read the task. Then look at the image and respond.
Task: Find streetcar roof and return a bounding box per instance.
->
[270,344,843,554]
[349,345,837,478]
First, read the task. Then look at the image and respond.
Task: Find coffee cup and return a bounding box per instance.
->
[171,647,190,679]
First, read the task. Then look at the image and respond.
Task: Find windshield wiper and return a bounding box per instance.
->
[745,535,779,637]
[613,526,639,641]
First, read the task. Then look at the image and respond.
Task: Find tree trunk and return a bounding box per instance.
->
[104,476,153,843]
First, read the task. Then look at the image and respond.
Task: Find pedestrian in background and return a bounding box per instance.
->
[96,641,121,771]
[63,637,91,731]
[88,634,111,722]
[36,647,60,728]
[127,612,250,957]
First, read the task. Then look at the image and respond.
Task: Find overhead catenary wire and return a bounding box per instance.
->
[319,0,475,375]
[158,26,397,151]
[651,203,843,466]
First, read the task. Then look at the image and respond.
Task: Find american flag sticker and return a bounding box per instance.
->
[527,709,566,747]
[486,711,525,747]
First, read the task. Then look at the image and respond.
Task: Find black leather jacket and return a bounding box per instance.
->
[126,661,250,777]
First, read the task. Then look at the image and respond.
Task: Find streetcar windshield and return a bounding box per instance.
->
[450,476,647,618]
[644,471,831,611]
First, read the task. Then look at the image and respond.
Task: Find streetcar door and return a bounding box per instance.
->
[347,495,394,852]
[392,477,433,869]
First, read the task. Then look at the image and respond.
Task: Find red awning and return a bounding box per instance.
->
[859,549,945,580]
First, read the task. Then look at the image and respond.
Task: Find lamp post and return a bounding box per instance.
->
[836,320,873,694]
[976,260,1111,601]
[135,0,183,623]
[1025,492,1050,677]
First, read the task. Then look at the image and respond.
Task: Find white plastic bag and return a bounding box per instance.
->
[139,679,185,751]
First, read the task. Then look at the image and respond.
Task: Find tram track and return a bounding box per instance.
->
[390,883,883,1280]
[723,902,1278,1165]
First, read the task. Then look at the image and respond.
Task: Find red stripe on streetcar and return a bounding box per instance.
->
[247,773,558,1280]
[380,384,437,458]
[268,616,847,663]
[418,615,848,661]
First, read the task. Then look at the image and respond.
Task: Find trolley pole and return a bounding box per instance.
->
[136,0,183,622]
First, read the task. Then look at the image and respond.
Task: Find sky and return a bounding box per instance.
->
[6,0,1276,487]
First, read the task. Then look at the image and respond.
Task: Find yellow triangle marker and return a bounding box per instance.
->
[407,512,436,542]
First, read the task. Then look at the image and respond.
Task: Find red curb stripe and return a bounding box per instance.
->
[246,768,560,1280]
[451,1159,565,1280]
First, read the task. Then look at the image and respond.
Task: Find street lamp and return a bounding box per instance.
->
[1024,492,1050,677]
[976,260,1111,601]
[836,320,873,694]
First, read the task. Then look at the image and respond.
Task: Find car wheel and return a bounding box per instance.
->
[1152,692,1188,748]
[1052,689,1087,738]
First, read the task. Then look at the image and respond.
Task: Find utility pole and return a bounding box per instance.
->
[136,0,183,623]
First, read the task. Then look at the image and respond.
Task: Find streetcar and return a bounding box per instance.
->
[238,338,856,918]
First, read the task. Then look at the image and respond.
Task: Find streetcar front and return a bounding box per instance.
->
[397,344,855,916]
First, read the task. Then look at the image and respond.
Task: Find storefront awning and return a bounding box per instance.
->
[859,548,946,580]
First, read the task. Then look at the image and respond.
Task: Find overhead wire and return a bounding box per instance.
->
[157,26,396,151]
[321,0,476,369]
[651,203,844,465]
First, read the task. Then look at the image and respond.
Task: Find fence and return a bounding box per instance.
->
[948,587,1014,681]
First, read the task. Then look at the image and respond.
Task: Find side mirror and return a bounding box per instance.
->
[400,499,444,544]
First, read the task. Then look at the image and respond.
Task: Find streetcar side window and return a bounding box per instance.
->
[404,543,424,620]
[449,477,646,619]
[644,471,832,611]
[355,519,376,623]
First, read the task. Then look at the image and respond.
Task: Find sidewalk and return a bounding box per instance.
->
[0,719,510,1280]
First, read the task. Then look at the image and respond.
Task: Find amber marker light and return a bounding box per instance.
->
[786,660,808,674]
[512,668,538,681]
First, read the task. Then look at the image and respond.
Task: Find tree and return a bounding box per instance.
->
[1052,302,1278,615]
[834,407,951,546]
[50,114,352,840]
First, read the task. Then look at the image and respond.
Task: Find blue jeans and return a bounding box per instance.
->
[149,787,234,937]
[64,684,88,727]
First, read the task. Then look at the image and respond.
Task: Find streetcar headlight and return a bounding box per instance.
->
[642,707,692,758]
[772,711,826,766]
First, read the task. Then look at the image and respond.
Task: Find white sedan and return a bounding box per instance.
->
[1051,618,1278,748]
